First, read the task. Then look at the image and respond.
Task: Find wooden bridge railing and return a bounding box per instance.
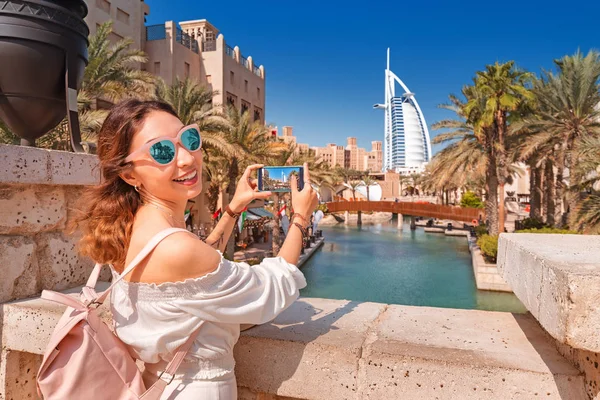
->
[326,201,484,223]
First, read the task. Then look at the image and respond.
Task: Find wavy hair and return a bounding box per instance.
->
[72,99,178,271]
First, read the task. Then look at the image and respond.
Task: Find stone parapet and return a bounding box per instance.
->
[2,294,588,399]
[498,233,600,353]
[0,144,99,186]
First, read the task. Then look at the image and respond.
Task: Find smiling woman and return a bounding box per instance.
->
[64,99,319,399]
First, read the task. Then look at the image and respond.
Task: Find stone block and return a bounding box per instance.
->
[361,304,586,399]
[37,232,94,291]
[0,350,42,400]
[0,145,99,186]
[0,236,39,303]
[235,298,385,400]
[0,185,66,235]
[0,145,50,185]
[48,150,100,186]
[498,234,600,352]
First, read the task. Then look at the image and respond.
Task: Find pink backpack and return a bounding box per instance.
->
[37,228,198,399]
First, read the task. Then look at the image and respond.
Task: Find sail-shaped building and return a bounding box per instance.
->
[374,49,432,174]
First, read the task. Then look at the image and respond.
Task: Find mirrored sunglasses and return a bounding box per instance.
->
[125,125,202,166]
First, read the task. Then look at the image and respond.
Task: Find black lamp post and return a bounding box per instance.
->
[0,0,89,151]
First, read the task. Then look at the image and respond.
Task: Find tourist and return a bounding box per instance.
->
[72,100,318,399]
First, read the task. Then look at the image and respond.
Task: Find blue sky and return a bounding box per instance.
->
[146,0,600,154]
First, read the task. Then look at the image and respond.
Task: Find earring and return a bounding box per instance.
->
[134,185,139,193]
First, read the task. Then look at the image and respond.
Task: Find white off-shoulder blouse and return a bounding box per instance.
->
[110,253,307,380]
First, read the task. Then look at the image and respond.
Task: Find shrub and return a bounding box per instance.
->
[519,217,546,230]
[474,224,489,237]
[460,191,484,209]
[477,234,498,263]
[516,227,579,234]
[316,203,329,214]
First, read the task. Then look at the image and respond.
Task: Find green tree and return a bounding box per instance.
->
[517,51,600,227]
[460,191,484,208]
[467,61,533,233]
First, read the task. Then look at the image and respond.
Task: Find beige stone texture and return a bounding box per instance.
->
[1,294,590,399]
[235,298,385,399]
[47,150,100,186]
[0,236,39,303]
[362,305,586,399]
[37,232,94,292]
[0,350,42,400]
[0,145,99,186]
[0,185,66,235]
[498,233,600,352]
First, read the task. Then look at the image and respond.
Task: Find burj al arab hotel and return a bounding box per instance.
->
[374,49,432,174]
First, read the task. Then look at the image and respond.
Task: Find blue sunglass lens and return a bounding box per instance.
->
[181,128,201,151]
[149,140,176,164]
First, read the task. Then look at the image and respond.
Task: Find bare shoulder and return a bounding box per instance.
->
[128,230,222,284]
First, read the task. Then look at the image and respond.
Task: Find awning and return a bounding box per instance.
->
[248,207,273,218]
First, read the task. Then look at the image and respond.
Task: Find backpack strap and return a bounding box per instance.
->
[94,227,192,305]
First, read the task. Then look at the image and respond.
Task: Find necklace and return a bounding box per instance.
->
[142,202,186,225]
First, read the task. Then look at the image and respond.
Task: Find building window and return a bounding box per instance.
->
[154,62,160,74]
[226,92,237,108]
[206,75,212,84]
[205,30,214,41]
[241,100,250,115]
[96,0,110,13]
[184,62,190,78]
[230,71,234,85]
[116,8,130,24]
[253,107,262,122]
[244,80,248,92]
[257,87,261,100]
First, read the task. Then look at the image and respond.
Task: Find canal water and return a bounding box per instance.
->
[300,220,526,313]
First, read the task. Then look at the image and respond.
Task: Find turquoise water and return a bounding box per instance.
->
[300,220,526,313]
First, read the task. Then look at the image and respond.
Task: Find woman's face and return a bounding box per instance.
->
[126,111,203,202]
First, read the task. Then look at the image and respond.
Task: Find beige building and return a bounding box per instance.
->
[144,19,266,123]
[312,138,383,172]
[84,0,149,49]
[272,126,310,153]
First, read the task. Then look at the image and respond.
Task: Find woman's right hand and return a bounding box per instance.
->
[290,163,319,225]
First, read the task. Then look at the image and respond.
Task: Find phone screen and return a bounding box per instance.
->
[258,166,304,192]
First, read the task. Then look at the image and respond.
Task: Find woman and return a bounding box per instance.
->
[74,99,318,399]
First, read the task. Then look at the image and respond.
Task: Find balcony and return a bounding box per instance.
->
[225,44,235,59]
[241,55,249,69]
[176,27,198,54]
[146,24,166,41]
[253,65,261,77]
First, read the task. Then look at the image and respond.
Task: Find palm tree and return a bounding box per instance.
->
[571,135,600,233]
[468,61,533,232]
[517,51,600,227]
[81,21,155,106]
[362,175,378,202]
[433,91,498,232]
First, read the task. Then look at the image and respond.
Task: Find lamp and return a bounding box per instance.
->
[0,0,89,151]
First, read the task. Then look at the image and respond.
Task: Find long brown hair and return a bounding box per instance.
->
[72,99,178,270]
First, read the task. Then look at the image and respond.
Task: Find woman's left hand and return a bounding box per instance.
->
[229,164,272,213]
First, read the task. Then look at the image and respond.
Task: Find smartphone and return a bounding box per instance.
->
[257,166,304,192]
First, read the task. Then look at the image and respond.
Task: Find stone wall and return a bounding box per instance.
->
[498,233,600,399]
[0,145,100,304]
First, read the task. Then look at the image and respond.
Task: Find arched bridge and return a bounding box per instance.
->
[326,201,483,223]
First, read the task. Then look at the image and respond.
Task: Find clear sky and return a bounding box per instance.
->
[146,0,600,154]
